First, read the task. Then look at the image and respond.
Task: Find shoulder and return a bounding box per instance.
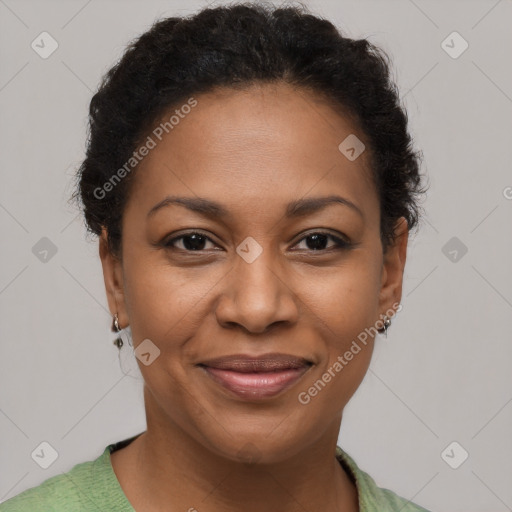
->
[335,446,432,512]
[0,458,97,512]
[0,445,129,512]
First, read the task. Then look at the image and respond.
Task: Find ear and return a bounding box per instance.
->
[99,227,129,329]
[378,217,408,318]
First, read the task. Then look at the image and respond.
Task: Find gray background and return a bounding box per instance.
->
[1,0,511,510]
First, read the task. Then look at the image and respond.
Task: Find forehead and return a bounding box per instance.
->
[128,82,378,223]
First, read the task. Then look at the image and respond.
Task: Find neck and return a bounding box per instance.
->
[113,392,359,512]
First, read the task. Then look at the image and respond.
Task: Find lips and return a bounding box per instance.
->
[200,353,312,372]
[198,353,313,400]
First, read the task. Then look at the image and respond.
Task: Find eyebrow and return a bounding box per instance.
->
[147,194,364,220]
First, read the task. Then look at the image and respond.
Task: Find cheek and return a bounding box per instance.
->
[124,246,381,360]
[293,255,380,406]
[295,251,381,336]
[122,254,217,343]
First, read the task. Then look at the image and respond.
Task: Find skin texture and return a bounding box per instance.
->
[100,82,408,512]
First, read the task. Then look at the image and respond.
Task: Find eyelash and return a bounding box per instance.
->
[163,230,353,253]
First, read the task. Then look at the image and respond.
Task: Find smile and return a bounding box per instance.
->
[199,356,312,400]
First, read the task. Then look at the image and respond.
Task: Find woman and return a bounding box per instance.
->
[0,2,430,511]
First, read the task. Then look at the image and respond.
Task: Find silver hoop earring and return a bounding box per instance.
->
[378,315,392,338]
[111,314,138,379]
[112,313,123,348]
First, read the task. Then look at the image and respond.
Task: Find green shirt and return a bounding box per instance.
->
[1,434,431,511]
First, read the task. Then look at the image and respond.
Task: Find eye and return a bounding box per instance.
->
[164,231,219,252]
[292,231,352,252]
[163,230,352,253]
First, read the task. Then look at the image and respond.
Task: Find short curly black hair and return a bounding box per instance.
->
[71,1,427,258]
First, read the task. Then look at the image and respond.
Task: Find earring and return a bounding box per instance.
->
[377,314,392,338]
[112,313,123,348]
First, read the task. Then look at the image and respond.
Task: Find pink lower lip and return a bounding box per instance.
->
[200,365,311,400]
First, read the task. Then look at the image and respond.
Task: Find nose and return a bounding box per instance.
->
[214,246,299,334]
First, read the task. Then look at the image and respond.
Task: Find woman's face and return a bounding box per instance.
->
[100,82,407,463]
